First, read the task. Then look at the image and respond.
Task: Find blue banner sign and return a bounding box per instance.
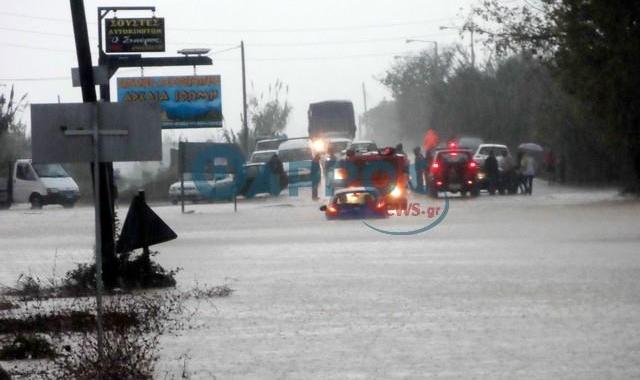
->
[117,75,222,129]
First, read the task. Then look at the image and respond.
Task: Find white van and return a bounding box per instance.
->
[278,139,314,183]
[4,159,80,209]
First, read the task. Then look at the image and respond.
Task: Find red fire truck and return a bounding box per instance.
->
[331,147,409,208]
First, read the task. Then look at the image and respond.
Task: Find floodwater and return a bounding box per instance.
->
[1,181,639,379]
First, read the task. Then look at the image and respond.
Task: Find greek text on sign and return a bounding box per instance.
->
[117,75,223,129]
[105,17,165,53]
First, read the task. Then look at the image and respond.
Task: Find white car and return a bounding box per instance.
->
[249,150,278,164]
[278,139,314,183]
[347,140,378,154]
[169,173,234,204]
[473,144,511,170]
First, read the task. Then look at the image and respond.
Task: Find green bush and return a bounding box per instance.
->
[0,334,56,360]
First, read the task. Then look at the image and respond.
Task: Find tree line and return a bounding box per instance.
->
[365,0,640,188]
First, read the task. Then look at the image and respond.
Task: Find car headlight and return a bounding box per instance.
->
[312,139,326,153]
[477,172,486,180]
[334,168,347,180]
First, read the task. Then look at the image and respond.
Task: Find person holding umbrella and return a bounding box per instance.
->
[518,143,543,195]
[521,153,537,195]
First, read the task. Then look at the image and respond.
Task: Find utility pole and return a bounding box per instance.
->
[439,25,475,69]
[361,83,368,139]
[241,41,249,154]
[470,27,476,69]
[69,0,105,365]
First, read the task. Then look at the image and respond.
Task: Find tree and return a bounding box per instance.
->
[0,85,29,163]
[224,80,292,154]
[377,44,615,182]
[474,0,640,190]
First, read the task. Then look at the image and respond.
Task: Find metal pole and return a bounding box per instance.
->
[361,83,368,139]
[96,7,120,291]
[470,28,475,69]
[180,142,185,214]
[241,41,249,154]
[92,104,105,365]
[69,0,105,366]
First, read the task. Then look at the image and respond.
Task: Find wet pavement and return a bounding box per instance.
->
[1,180,639,379]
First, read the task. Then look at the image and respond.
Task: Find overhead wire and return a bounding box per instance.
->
[0,10,463,33]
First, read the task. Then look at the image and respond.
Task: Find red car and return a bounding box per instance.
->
[427,149,479,198]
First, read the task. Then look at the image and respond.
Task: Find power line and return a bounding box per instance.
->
[0,10,463,33]
[0,24,458,49]
[167,17,464,33]
[213,51,408,62]
[0,76,69,82]
[0,42,77,53]
[0,50,408,82]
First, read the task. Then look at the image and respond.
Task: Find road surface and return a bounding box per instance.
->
[1,181,639,379]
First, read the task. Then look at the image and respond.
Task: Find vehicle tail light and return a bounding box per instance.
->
[376,200,386,209]
[430,161,440,173]
[467,180,473,185]
[469,161,477,169]
[449,142,457,149]
[390,186,403,198]
[436,181,443,187]
[327,205,338,214]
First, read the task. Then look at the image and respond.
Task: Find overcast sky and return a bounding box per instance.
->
[0,0,484,141]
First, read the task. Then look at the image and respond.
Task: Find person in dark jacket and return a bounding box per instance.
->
[413,147,426,194]
[311,153,322,200]
[484,149,499,195]
[325,147,337,196]
[267,153,284,196]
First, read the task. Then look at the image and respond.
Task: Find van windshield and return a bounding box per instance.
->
[32,163,69,178]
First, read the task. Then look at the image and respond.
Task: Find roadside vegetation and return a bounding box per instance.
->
[0,280,233,379]
[365,1,640,191]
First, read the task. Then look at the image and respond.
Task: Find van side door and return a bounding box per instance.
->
[13,162,38,203]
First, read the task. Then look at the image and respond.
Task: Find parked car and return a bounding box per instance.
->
[1,159,80,209]
[278,139,313,183]
[254,137,287,151]
[427,149,479,198]
[472,144,516,193]
[249,149,278,164]
[347,140,378,154]
[168,173,234,204]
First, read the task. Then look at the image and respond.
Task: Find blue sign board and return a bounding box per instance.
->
[117,75,222,129]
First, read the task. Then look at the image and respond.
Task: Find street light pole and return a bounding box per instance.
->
[406,39,438,62]
[440,25,475,69]
[241,41,249,155]
[470,28,475,69]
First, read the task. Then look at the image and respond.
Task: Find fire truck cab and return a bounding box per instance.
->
[331,147,408,209]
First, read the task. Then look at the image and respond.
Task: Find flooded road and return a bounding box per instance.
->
[1,181,639,379]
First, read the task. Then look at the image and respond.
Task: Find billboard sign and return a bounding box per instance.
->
[105,17,165,53]
[117,75,222,129]
[31,102,162,163]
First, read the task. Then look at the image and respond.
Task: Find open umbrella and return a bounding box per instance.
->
[518,143,544,153]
